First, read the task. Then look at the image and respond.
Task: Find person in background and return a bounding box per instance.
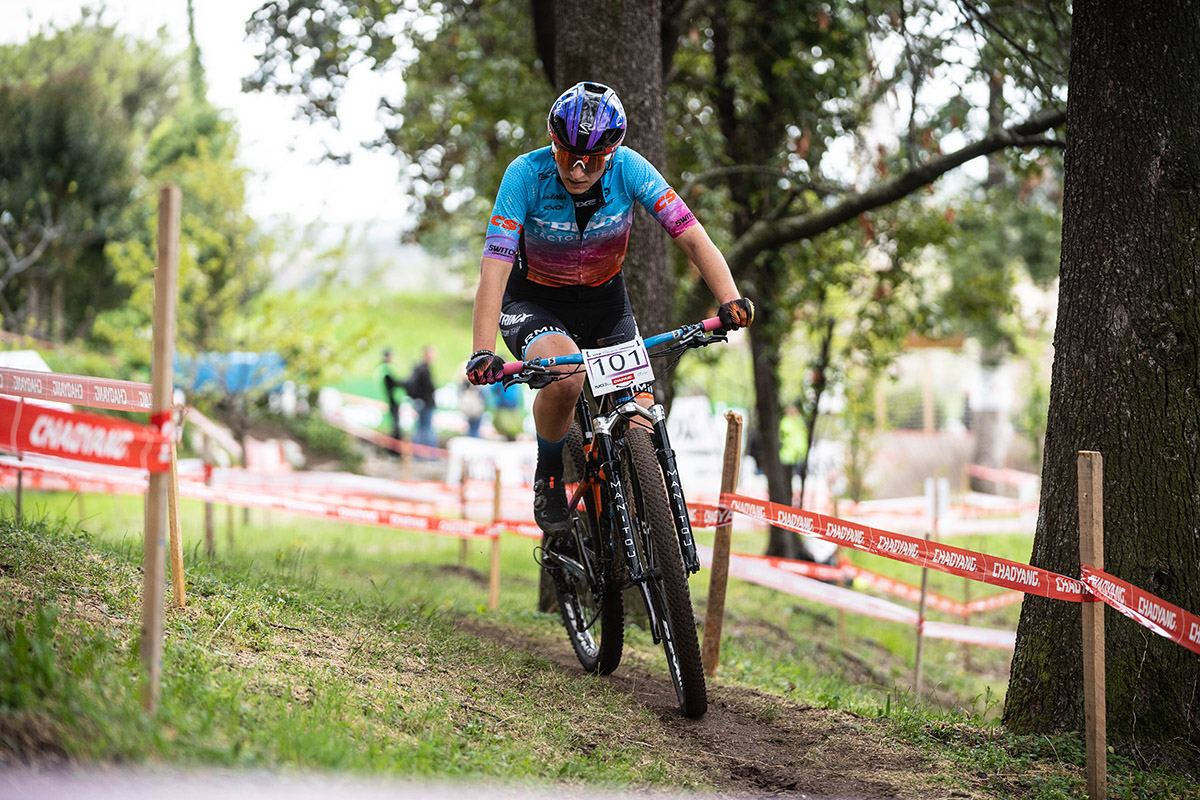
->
[490,381,525,441]
[376,348,405,450]
[459,376,486,437]
[780,403,809,502]
[407,345,438,453]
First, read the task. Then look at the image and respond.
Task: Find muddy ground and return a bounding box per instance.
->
[459,618,985,800]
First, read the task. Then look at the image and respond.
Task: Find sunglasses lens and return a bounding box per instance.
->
[552,144,607,175]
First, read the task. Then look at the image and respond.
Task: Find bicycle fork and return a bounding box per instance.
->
[591,415,667,643]
[604,399,702,574]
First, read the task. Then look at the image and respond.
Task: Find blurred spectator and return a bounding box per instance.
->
[375,348,405,446]
[490,381,525,441]
[407,345,438,452]
[780,403,808,493]
[459,377,486,437]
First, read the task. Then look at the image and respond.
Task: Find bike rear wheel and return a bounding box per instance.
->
[622,428,707,718]
[550,423,623,675]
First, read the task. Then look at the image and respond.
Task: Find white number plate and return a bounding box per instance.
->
[581,338,654,396]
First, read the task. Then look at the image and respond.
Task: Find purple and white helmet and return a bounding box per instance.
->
[547,81,627,156]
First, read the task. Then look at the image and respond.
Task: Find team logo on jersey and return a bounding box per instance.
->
[653,188,679,212]
[490,215,522,231]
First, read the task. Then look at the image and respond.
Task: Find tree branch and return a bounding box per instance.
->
[0,216,61,291]
[724,106,1067,273]
[680,165,850,201]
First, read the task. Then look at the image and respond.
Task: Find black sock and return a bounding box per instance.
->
[536,433,566,479]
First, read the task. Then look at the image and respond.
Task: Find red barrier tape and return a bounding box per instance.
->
[1082,566,1200,656]
[0,367,152,412]
[694,544,1017,649]
[692,500,1025,617]
[1,396,169,472]
[719,492,1087,602]
[184,481,497,540]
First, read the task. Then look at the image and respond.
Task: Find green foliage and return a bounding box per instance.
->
[100,125,272,362]
[0,10,180,136]
[0,11,181,338]
[0,70,133,326]
[938,184,1062,355]
[245,0,550,256]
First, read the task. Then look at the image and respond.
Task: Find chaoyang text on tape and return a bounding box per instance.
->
[1082,565,1200,656]
[0,367,152,411]
[0,396,169,472]
[719,491,1086,601]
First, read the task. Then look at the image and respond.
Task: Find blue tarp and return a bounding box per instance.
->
[175,351,286,394]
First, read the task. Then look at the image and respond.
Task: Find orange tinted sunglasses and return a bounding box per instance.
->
[551,142,610,176]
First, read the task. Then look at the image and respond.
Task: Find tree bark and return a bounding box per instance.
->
[1004,0,1200,770]
[554,0,673,404]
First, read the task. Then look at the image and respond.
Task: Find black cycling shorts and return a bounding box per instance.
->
[499,275,639,360]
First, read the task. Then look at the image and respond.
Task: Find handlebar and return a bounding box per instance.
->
[498,316,725,380]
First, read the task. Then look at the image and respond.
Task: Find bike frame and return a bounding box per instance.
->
[503,317,724,643]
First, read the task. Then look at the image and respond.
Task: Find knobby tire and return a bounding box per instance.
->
[552,423,623,675]
[622,428,707,718]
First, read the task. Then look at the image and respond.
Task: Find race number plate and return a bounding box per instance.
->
[581,338,654,396]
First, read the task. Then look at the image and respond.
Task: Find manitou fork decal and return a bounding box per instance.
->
[651,416,699,573]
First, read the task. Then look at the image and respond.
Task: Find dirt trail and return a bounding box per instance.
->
[458,619,979,800]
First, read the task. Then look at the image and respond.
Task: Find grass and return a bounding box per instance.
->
[0,508,701,788]
[2,492,1198,798]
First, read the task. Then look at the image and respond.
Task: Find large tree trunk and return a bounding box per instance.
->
[555,1,673,405]
[1004,0,1200,769]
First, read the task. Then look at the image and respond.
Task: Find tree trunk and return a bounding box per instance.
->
[554,1,674,405]
[1004,0,1200,769]
[749,253,814,561]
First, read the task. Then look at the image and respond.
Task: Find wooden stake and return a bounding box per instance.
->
[1079,450,1107,800]
[141,184,180,712]
[701,411,742,677]
[962,576,973,671]
[225,502,234,550]
[488,466,502,610]
[167,444,186,608]
[15,455,23,521]
[202,434,214,557]
[914,532,931,697]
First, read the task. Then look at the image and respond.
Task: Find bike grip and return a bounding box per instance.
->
[501,361,525,377]
[702,316,723,332]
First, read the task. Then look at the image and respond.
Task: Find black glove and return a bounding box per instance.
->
[718,297,755,331]
[466,350,505,385]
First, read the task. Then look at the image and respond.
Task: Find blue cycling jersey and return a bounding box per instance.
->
[484,146,697,289]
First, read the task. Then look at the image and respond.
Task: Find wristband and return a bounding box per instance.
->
[470,349,495,360]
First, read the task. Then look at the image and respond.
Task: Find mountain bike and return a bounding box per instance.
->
[502,317,728,719]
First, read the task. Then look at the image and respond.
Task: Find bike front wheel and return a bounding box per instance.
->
[622,428,707,718]
[550,423,623,675]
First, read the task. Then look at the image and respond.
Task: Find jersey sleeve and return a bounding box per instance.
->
[483,158,533,263]
[623,149,698,240]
